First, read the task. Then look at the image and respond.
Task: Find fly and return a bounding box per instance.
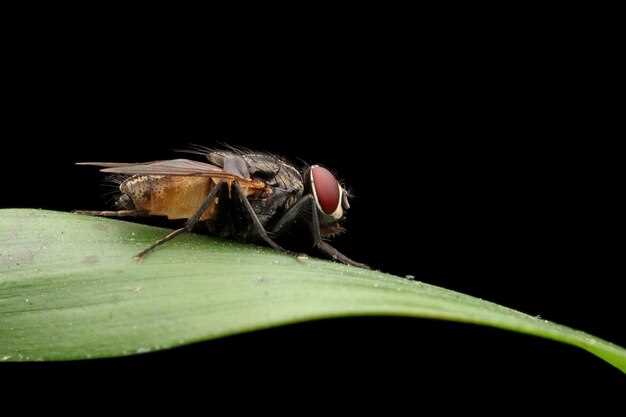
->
[76,146,367,268]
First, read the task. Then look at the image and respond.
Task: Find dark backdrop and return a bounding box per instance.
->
[1,26,623,392]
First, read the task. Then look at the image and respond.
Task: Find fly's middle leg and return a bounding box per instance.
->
[231,182,294,255]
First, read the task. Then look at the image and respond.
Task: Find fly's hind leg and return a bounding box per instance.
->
[74,210,148,217]
[134,181,228,261]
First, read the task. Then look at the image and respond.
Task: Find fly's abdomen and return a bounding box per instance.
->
[120,175,216,220]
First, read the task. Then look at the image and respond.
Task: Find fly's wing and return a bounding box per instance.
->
[77,159,221,174]
[77,159,259,185]
[76,162,152,168]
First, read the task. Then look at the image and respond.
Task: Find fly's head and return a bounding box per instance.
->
[305,165,351,229]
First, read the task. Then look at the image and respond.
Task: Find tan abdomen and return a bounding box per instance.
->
[120,175,218,220]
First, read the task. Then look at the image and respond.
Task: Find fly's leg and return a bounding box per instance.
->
[134,181,227,261]
[271,195,369,269]
[231,182,293,254]
[74,210,148,217]
[309,199,369,269]
[270,195,312,237]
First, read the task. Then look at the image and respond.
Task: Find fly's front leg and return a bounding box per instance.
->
[271,195,313,237]
[231,182,293,255]
[74,210,148,217]
[134,181,227,260]
[271,195,369,269]
[309,199,369,269]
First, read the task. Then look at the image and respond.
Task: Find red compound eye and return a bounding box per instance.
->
[310,165,341,215]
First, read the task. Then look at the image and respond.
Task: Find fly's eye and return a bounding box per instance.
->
[309,165,343,219]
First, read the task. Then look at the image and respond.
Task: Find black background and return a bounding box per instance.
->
[1,13,623,396]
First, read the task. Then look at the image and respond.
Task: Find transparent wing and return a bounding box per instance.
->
[77,159,242,179]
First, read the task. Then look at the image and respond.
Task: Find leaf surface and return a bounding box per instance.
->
[1,209,624,372]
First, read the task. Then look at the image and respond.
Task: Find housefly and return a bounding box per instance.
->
[76,146,367,268]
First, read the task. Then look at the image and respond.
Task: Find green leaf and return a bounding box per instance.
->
[1,209,624,372]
